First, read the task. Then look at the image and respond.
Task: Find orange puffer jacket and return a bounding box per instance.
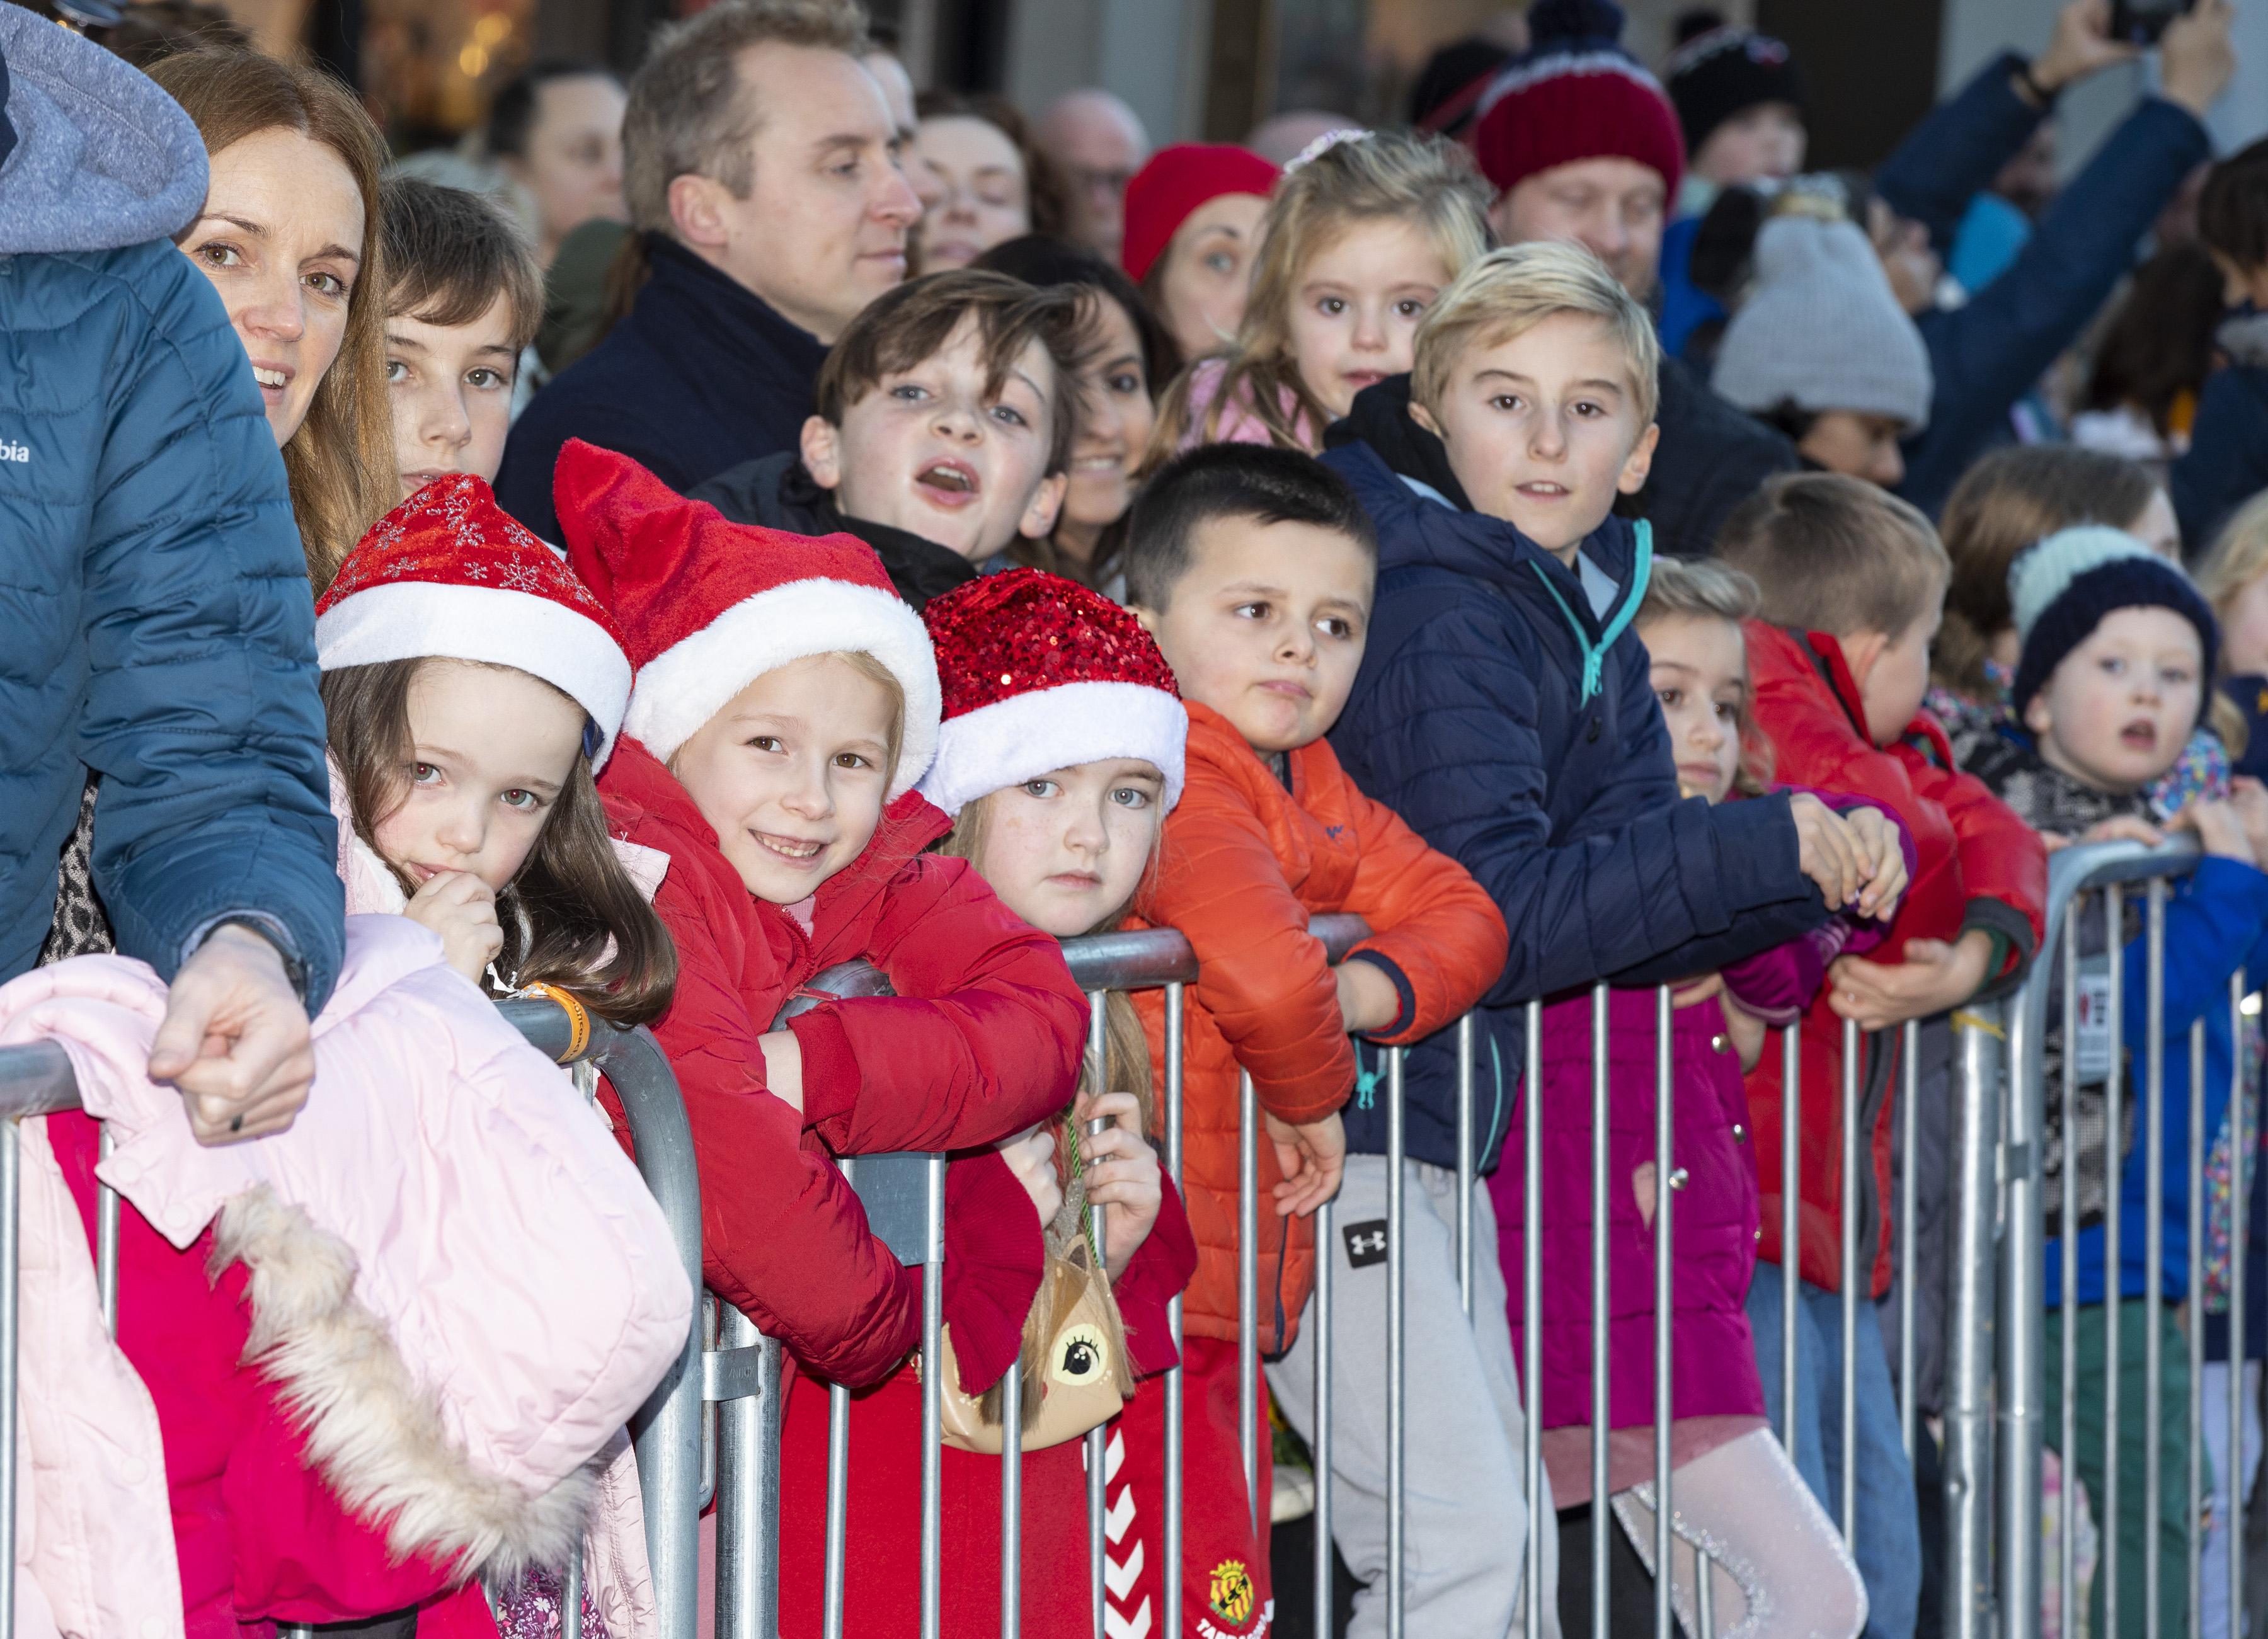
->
[1130,703,1509,1353]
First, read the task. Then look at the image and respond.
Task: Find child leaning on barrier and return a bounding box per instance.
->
[770,569,1200,1638]
[1715,474,2045,1639]
[1964,525,2268,1639]
[1500,556,1882,1639]
[1319,242,1896,1638]
[690,270,1083,610]
[314,475,682,1633]
[551,440,1090,1397]
[378,175,542,505]
[1118,442,1511,1639]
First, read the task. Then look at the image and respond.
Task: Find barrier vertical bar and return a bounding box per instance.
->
[2148,877,2167,1639]
[2062,914,2083,1635]
[922,1153,946,1639]
[1387,1045,1408,1639]
[1164,982,1186,1628]
[1314,1179,1334,1628]
[2231,972,2250,1639]
[1457,1015,1475,1316]
[96,1129,117,1336]
[1899,1019,1919,1458]
[823,1152,856,1639]
[1,1119,18,1639]
[1782,1024,1801,1461]
[2188,1015,2207,1639]
[1086,992,1108,1639]
[1002,1354,1021,1639]
[715,1303,782,1638]
[564,1553,585,1639]
[1654,986,1673,1639]
[1238,1068,1258,1534]
[1591,984,1610,1639]
[1524,1000,1544,1639]
[1962,1000,2010,1639]
[1840,1014,1859,1545]
[2108,882,2128,1639]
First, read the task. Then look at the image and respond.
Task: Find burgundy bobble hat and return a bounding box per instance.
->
[916,568,1186,818]
[1472,0,1685,204]
[1120,142,1282,284]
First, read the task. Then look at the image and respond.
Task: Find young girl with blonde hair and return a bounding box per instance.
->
[1152,128,1492,455]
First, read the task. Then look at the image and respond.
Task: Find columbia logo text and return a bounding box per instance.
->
[0,440,27,464]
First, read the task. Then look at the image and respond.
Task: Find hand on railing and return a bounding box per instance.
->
[149,923,315,1144]
[1826,930,1995,1033]
[1070,1088,1162,1279]
[1263,1108,1345,1218]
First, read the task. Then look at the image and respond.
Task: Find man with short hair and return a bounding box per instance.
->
[1035,87,1147,263]
[497,0,921,540]
[1470,1,1795,559]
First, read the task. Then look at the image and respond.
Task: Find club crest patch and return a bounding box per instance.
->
[1210,1558,1256,1624]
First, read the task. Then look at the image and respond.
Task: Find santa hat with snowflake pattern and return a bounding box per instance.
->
[315,475,634,767]
[917,568,1187,818]
[551,440,942,798]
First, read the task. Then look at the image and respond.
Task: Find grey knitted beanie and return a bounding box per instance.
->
[1713,215,1934,432]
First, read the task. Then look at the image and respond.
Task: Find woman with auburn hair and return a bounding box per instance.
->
[149,46,395,589]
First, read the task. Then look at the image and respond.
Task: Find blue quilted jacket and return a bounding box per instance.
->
[0,8,342,1005]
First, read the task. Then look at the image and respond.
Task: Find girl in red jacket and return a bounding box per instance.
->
[769,569,1200,1635]
[553,436,1089,1384]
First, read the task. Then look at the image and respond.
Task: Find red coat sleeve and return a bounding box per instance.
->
[1338,775,1510,1044]
[1111,1177,1196,1378]
[1137,786,1354,1125]
[791,854,1088,1155]
[627,861,923,1387]
[1904,748,2048,973]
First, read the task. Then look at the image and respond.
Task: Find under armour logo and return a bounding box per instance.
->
[1343,1219,1389,1268]
[0,439,26,464]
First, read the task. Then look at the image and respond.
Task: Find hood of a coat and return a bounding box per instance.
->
[0,4,208,254]
[1323,404,1652,642]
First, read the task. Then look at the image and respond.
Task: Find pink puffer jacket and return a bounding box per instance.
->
[6,915,693,1632]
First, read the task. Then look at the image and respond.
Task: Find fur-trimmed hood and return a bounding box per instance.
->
[0,918,694,1584]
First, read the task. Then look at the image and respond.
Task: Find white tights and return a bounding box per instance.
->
[1608,1429,1867,1639]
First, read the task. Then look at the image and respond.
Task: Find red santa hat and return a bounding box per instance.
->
[917,568,1186,818]
[551,441,941,797]
[314,475,633,768]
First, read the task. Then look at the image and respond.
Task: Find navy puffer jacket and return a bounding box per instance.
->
[1322,379,1830,1172]
[0,8,342,1004]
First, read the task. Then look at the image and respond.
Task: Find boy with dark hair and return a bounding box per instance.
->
[1322,241,1896,1636]
[1115,442,1512,1639]
[693,268,1081,608]
[380,175,544,503]
[2175,136,2268,545]
[1715,472,2046,1639]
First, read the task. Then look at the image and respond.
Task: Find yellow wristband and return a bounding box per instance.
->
[520,982,592,1064]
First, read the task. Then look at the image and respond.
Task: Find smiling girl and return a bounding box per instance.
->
[1152,128,1492,457]
[152,46,396,588]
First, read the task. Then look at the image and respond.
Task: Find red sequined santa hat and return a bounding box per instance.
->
[551,440,941,797]
[315,475,633,767]
[916,568,1186,818]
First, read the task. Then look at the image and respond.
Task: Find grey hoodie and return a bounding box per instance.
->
[0,2,206,254]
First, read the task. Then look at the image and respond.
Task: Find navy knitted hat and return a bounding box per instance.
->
[2008,526,2218,717]
[1664,26,1806,161]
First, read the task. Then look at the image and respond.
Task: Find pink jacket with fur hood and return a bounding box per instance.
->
[9,915,692,1635]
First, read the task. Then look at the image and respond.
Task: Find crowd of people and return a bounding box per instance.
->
[19,0,2268,1635]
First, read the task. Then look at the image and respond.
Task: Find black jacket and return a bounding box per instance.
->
[496,236,829,540]
[1617,354,1798,557]
[688,453,980,612]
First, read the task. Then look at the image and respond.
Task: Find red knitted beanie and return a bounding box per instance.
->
[1472,0,1685,203]
[1120,143,1282,284]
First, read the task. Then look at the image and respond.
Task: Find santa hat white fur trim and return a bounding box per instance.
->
[316,582,633,770]
[917,680,1188,818]
[623,576,942,799]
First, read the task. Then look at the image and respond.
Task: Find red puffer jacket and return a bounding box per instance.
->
[1741,624,2045,1296]
[598,738,1089,1386]
[1128,703,1509,1353]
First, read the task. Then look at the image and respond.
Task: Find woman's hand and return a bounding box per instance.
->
[1069,1090,1162,1279]
[403,869,501,983]
[997,1125,1063,1225]
[1263,1108,1346,1218]
[1842,806,1910,922]
[149,922,315,1144]
[1790,793,1864,911]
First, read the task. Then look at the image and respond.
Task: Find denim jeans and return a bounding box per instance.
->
[1746,1271,1922,1639]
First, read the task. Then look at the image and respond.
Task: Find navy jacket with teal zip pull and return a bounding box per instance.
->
[1322,377,1831,1174]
